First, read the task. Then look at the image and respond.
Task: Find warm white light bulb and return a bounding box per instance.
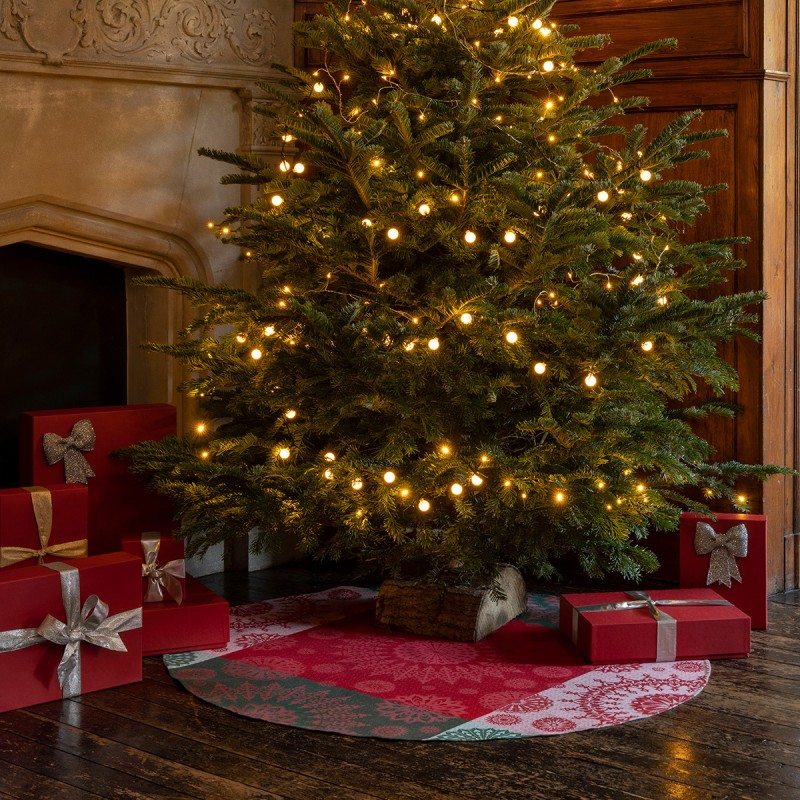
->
[631,275,644,286]
[403,341,415,351]
[235,334,246,343]
[641,340,654,352]
[418,498,431,512]
[428,338,440,350]
[264,325,275,336]
[505,331,518,344]
[281,134,293,142]
[206,221,214,229]
[251,348,263,360]
[597,190,609,202]
[196,423,206,434]
[431,14,442,24]
[271,195,283,207]
[657,296,668,306]
[464,230,477,244]
[555,491,565,503]
[324,468,334,480]
[503,230,517,244]
[279,161,291,172]
[533,18,543,28]
[596,480,605,489]
[383,471,396,483]
[293,162,305,174]
[450,192,460,203]
[362,218,373,227]
[418,203,431,215]
[470,474,483,487]
[352,478,363,490]
[584,373,598,388]
[313,82,324,92]
[451,483,463,495]
[279,447,291,459]
[200,450,209,459]
[285,409,297,419]
[508,15,519,27]
[324,451,336,461]
[640,169,652,182]
[543,60,554,72]
[460,312,473,324]
[387,227,400,240]
[533,362,547,375]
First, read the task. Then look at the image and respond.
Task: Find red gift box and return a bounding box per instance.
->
[0,485,88,569]
[0,552,142,712]
[121,532,185,604]
[141,575,229,656]
[19,404,177,553]
[679,512,768,629]
[559,588,751,665]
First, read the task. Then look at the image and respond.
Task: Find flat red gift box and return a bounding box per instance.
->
[0,552,142,713]
[120,532,185,604]
[0,485,88,569]
[19,404,177,554]
[679,512,768,629]
[559,588,751,665]
[141,575,229,656]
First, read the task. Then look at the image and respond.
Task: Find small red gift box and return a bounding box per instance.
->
[121,532,185,604]
[679,512,768,629]
[0,485,88,568]
[19,404,177,553]
[141,575,229,656]
[0,552,142,713]
[559,588,751,665]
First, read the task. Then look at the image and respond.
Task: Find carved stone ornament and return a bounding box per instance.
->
[0,0,277,68]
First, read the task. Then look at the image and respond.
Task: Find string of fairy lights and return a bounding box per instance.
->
[196,3,749,514]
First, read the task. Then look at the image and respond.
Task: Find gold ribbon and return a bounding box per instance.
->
[571,590,733,662]
[694,522,748,588]
[0,487,88,568]
[0,561,142,698]
[141,533,185,605]
[42,419,96,484]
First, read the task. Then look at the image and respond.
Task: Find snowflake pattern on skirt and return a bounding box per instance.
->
[166,587,713,741]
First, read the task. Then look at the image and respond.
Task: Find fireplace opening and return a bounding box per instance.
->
[0,242,127,488]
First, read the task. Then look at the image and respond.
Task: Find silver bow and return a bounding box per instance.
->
[141,533,185,604]
[694,522,748,588]
[572,590,732,662]
[0,562,142,698]
[42,419,97,484]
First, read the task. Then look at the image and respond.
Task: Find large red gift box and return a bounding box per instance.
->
[141,575,229,656]
[121,531,185,604]
[0,552,142,713]
[559,588,751,665]
[679,512,768,629]
[0,485,88,568]
[19,404,177,553]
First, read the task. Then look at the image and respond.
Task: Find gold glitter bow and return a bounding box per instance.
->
[42,419,96,484]
[0,487,88,568]
[694,522,748,588]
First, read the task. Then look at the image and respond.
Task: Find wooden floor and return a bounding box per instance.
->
[1,564,799,800]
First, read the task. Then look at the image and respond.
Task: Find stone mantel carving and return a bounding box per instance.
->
[0,0,283,78]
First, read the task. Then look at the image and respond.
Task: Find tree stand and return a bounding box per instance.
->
[375,565,527,642]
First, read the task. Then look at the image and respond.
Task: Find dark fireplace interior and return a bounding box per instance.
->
[0,243,127,488]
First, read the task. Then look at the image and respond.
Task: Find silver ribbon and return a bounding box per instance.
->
[0,561,142,698]
[42,419,97,484]
[571,590,732,662]
[141,533,185,605]
[694,522,748,588]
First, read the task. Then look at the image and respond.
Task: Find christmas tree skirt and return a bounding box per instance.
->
[164,587,710,741]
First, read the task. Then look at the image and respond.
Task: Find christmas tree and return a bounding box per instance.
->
[127,0,785,589]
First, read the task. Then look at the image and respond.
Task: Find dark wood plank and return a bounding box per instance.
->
[0,759,99,800]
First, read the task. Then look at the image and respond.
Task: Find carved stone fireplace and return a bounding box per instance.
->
[0,0,294,570]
